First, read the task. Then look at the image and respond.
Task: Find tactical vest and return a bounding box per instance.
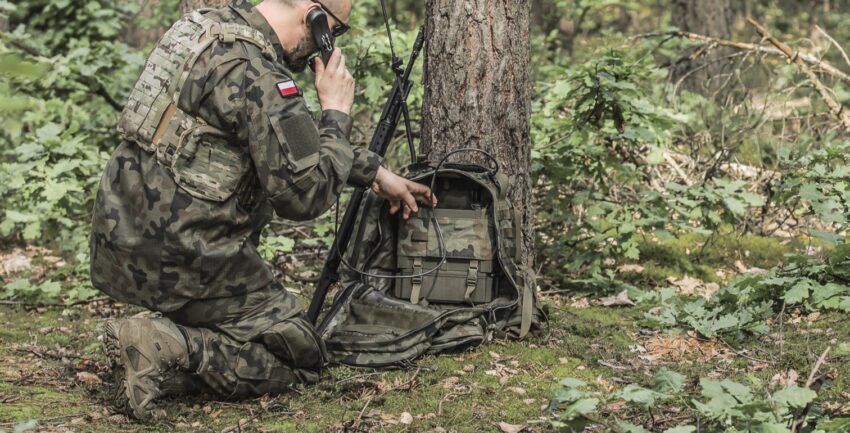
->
[118,10,276,202]
[320,163,544,368]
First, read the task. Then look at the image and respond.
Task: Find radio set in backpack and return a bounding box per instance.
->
[306,5,543,369]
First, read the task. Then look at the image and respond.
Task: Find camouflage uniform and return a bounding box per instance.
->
[90,0,380,398]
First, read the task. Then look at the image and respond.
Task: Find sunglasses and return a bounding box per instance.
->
[313,0,350,37]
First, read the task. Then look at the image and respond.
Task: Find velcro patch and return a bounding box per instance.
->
[277,79,300,97]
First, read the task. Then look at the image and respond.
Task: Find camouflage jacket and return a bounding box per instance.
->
[90,0,381,312]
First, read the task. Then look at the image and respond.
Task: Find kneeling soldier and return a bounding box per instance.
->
[90,0,434,419]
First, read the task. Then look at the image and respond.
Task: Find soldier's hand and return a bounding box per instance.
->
[371,167,438,220]
[313,48,355,115]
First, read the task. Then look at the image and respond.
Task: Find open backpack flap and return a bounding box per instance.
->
[320,162,545,368]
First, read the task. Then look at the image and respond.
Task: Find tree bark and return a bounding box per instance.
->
[671,0,737,97]
[180,0,228,14]
[421,0,534,267]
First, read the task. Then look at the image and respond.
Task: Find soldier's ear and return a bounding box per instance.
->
[303,3,323,24]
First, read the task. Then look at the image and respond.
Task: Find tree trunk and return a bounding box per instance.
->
[180,0,228,14]
[124,0,170,48]
[421,0,534,267]
[671,0,736,97]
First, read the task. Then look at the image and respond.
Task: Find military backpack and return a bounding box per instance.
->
[319,161,544,368]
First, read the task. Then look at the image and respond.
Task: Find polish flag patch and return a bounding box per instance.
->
[277,79,300,97]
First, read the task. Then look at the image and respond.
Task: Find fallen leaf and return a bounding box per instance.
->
[508,387,526,395]
[399,412,413,425]
[667,275,721,300]
[0,250,31,275]
[643,335,731,364]
[76,371,102,386]
[570,297,590,308]
[598,289,635,307]
[734,260,768,275]
[439,376,460,389]
[498,422,527,433]
[616,264,644,274]
[605,400,627,412]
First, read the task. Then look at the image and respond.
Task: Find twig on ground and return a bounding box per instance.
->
[0,413,86,428]
[281,270,320,283]
[790,346,831,433]
[220,417,254,433]
[777,301,786,362]
[334,371,385,385]
[747,18,850,132]
[0,297,110,308]
[349,396,373,430]
[804,346,831,388]
[437,388,471,416]
[815,25,850,72]
[718,338,776,365]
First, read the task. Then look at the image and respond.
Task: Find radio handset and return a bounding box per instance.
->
[306,6,334,65]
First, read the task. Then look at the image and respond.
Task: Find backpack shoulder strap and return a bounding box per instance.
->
[171,11,277,105]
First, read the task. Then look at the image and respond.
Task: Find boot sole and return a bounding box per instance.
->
[103,320,131,416]
[103,319,158,420]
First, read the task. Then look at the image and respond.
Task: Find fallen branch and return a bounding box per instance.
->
[664,150,692,186]
[747,18,850,132]
[635,30,850,85]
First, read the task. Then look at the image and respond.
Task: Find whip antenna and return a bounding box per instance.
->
[380,0,399,71]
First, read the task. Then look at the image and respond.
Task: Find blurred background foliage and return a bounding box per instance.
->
[1,0,850,328]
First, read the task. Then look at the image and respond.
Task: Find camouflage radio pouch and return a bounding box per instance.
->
[396,207,497,304]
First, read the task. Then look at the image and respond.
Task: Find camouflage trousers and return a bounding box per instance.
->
[160,281,326,398]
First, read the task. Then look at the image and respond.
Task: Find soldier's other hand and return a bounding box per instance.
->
[313,48,355,115]
[371,167,438,220]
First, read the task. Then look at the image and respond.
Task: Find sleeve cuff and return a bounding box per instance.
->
[347,149,382,188]
[319,109,353,139]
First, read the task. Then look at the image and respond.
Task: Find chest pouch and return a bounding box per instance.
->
[395,175,497,305]
[158,116,250,202]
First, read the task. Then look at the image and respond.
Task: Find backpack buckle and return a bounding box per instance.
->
[410,258,423,304]
[465,260,479,303]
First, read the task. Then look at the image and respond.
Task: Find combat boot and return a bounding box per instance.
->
[103,318,190,420]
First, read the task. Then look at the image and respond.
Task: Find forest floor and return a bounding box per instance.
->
[1,234,849,432]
